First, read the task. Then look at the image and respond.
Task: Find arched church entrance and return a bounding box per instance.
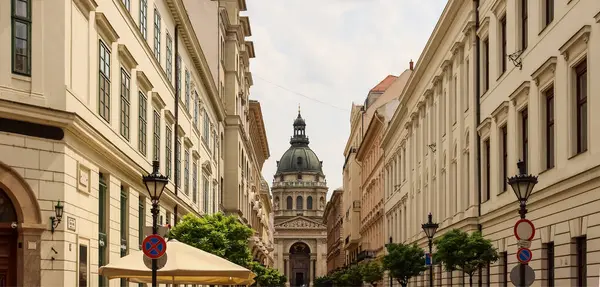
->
[289,242,310,287]
[0,161,44,286]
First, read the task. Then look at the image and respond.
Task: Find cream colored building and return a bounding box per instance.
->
[272,110,328,287]
[341,75,398,265]
[382,0,600,286]
[324,188,344,274]
[0,0,270,286]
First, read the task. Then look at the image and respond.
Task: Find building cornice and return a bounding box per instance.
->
[166,0,225,121]
[249,100,270,160]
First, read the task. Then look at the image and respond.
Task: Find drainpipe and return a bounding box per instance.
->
[173,25,180,224]
[473,0,483,286]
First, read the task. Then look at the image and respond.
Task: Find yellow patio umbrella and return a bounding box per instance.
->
[99,239,256,285]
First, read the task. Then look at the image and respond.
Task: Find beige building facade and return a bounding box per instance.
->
[0,0,271,286]
[324,188,344,273]
[272,110,328,287]
[382,0,600,286]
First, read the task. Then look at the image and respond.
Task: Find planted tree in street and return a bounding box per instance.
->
[248,261,287,287]
[434,229,499,287]
[168,213,254,266]
[331,265,363,286]
[382,243,426,287]
[314,275,334,287]
[360,260,384,287]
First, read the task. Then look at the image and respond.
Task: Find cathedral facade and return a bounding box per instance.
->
[272,110,328,287]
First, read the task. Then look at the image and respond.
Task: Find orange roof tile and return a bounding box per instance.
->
[369,75,397,93]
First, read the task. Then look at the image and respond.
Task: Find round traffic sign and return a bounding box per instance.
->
[143,252,168,270]
[142,234,167,259]
[517,248,533,264]
[510,264,535,286]
[514,219,535,241]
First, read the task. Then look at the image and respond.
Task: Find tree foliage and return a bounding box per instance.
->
[249,261,287,287]
[360,261,384,287]
[168,213,254,266]
[434,229,499,286]
[314,275,334,287]
[382,243,426,287]
[331,265,363,287]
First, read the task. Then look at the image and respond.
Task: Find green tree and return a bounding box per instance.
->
[360,261,384,287]
[434,229,499,287]
[382,243,426,287]
[314,275,334,287]
[168,213,254,266]
[332,265,363,287]
[249,261,287,287]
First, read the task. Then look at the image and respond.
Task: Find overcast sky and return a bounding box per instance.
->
[245,0,447,199]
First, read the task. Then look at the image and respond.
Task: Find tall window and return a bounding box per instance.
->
[286,196,293,210]
[175,139,181,186]
[484,139,491,201]
[576,237,587,286]
[165,126,172,178]
[166,33,172,82]
[546,87,555,169]
[501,252,508,287]
[176,56,181,96]
[307,196,313,210]
[544,242,555,287]
[120,69,131,140]
[500,16,507,74]
[465,59,470,111]
[138,92,147,156]
[184,150,190,195]
[521,0,528,50]
[98,42,111,122]
[296,196,303,210]
[138,196,145,248]
[521,108,528,173]
[203,177,209,212]
[501,126,508,192]
[192,161,198,203]
[153,8,161,61]
[139,0,147,39]
[203,112,210,142]
[482,38,490,94]
[452,76,457,124]
[152,110,160,161]
[194,92,199,127]
[98,173,108,287]
[185,69,191,110]
[575,59,588,154]
[120,186,128,258]
[79,244,88,287]
[544,0,554,27]
[12,0,31,75]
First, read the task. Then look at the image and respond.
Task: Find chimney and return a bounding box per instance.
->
[409,59,414,70]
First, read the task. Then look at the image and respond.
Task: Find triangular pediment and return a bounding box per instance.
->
[275,216,326,229]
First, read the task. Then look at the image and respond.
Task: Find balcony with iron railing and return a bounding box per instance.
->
[271,181,328,188]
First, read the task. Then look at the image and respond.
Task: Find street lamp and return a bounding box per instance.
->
[507,160,538,287]
[507,161,538,219]
[143,160,168,287]
[421,213,439,287]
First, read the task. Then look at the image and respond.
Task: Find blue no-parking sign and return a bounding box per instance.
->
[517,248,532,264]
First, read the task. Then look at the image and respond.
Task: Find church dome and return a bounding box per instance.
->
[276,108,323,174]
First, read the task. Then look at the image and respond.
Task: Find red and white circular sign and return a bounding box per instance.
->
[514,219,535,241]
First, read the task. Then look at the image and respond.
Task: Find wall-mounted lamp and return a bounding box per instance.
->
[50,200,64,233]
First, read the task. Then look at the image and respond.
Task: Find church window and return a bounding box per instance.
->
[297,156,303,165]
[296,196,303,210]
[307,196,313,210]
[286,196,293,210]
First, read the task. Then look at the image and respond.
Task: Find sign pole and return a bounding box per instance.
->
[151,201,159,287]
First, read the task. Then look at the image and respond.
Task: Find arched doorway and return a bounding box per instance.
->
[0,188,18,286]
[0,161,44,286]
[289,242,310,287]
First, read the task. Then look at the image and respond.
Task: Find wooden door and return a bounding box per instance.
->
[0,230,17,287]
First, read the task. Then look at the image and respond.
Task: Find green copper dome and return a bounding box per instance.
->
[276,109,323,174]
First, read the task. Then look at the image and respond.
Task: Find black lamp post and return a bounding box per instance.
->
[143,160,168,287]
[50,200,64,233]
[421,213,439,287]
[507,160,538,287]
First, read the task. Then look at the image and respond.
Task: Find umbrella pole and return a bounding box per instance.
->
[151,201,159,287]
